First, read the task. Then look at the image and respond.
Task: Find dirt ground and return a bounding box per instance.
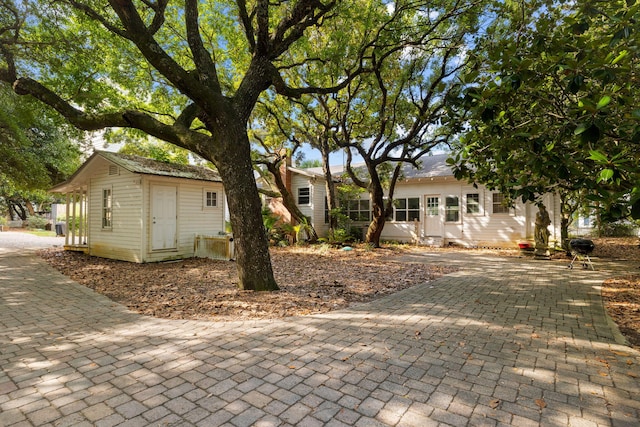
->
[590,238,640,349]
[38,237,640,349]
[38,245,456,321]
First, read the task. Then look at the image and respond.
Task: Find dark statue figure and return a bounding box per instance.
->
[534,204,551,259]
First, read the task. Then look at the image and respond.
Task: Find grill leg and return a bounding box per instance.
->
[583,254,594,270]
[568,254,579,269]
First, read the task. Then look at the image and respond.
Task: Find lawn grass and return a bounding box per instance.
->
[24,229,57,237]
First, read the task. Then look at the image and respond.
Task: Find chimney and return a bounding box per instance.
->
[278,149,293,193]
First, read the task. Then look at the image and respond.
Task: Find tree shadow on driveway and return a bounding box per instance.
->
[1,250,639,427]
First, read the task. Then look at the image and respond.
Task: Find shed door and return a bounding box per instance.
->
[424,195,442,236]
[151,185,177,250]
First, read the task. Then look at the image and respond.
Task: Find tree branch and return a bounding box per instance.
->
[255,0,269,55]
[106,0,218,111]
[270,0,336,59]
[185,0,221,92]
[235,0,256,52]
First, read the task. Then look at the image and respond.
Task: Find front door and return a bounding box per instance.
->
[151,185,177,250]
[424,195,441,236]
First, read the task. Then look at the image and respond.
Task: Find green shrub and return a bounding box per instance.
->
[26,215,48,230]
[600,221,639,237]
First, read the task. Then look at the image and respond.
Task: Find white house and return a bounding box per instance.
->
[50,151,231,262]
[267,153,561,248]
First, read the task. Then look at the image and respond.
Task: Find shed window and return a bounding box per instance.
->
[445,196,460,222]
[205,191,217,208]
[298,187,310,205]
[394,197,420,222]
[492,193,511,214]
[466,193,480,214]
[102,188,112,229]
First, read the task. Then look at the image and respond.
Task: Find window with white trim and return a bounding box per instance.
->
[204,191,217,208]
[394,197,420,222]
[102,188,112,229]
[346,199,370,222]
[492,193,511,214]
[445,196,460,222]
[466,193,480,214]
[298,187,310,205]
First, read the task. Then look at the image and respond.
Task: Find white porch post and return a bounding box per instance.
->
[71,191,77,246]
[78,190,84,245]
[65,193,70,247]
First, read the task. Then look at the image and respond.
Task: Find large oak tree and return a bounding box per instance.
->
[255,0,489,247]
[0,0,406,290]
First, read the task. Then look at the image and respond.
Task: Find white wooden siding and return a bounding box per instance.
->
[379,179,561,247]
[142,176,226,263]
[88,163,144,262]
[288,169,561,247]
[85,158,225,263]
[291,174,331,236]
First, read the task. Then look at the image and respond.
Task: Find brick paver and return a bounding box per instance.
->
[1,233,639,426]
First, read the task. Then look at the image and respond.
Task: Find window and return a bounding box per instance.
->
[102,188,112,229]
[394,197,420,222]
[445,196,459,222]
[466,193,480,214]
[298,187,310,205]
[426,197,439,217]
[492,193,510,214]
[205,191,217,208]
[346,199,370,222]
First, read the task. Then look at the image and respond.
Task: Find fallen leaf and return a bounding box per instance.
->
[489,399,500,409]
[535,398,547,410]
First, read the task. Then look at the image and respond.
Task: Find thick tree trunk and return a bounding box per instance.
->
[10,201,27,220]
[560,216,570,252]
[365,182,386,248]
[25,200,36,216]
[320,142,338,231]
[210,131,278,291]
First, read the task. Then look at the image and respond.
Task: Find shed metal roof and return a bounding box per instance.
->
[98,151,221,182]
[50,151,221,193]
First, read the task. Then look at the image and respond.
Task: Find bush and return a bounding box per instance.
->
[262,207,293,246]
[26,215,49,230]
[322,227,361,246]
[600,221,639,237]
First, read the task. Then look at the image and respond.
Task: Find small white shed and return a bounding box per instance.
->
[50,151,229,263]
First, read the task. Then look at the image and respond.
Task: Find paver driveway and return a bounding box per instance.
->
[1,235,639,426]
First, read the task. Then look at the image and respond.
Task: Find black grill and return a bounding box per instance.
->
[569,239,595,254]
[568,238,595,270]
